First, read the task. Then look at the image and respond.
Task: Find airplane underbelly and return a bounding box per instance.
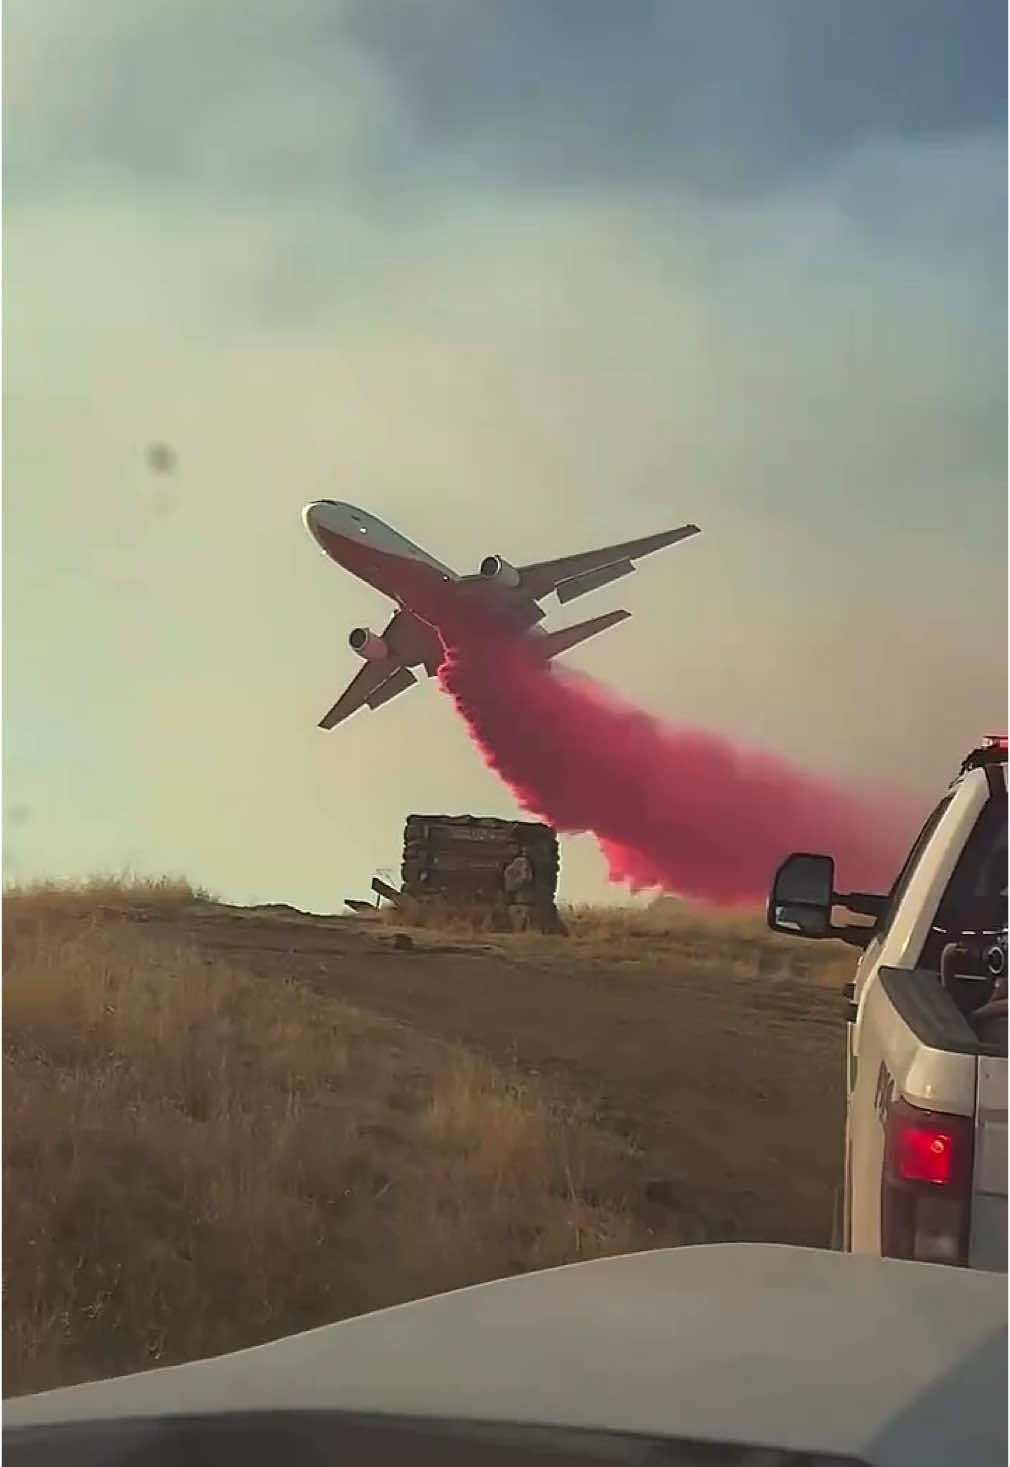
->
[317,526,452,593]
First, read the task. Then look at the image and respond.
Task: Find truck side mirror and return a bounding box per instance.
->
[768,853,836,939]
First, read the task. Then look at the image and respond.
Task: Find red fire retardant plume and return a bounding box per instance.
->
[412,581,916,906]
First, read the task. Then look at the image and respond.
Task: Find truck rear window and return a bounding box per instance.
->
[933,791,1008,937]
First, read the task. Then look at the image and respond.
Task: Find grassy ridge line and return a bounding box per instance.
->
[3,875,210,912]
[381,894,856,987]
[3,883,652,1398]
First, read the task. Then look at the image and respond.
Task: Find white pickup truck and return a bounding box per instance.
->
[768,734,1008,1271]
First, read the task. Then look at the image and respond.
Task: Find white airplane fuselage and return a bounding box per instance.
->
[303,500,456,612]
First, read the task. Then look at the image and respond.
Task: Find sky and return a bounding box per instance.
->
[4,0,1007,909]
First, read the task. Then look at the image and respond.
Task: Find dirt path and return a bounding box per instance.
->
[168,907,846,1247]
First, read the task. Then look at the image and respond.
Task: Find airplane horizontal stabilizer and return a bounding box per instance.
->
[366,665,417,710]
[539,608,631,661]
[319,661,417,729]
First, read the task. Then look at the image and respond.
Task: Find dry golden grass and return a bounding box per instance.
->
[3,876,210,974]
[563,900,856,980]
[3,874,208,912]
[378,895,513,933]
[3,885,649,1398]
[380,893,856,988]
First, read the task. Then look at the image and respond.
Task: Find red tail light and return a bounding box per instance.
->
[895,1122,956,1186]
[882,1098,973,1265]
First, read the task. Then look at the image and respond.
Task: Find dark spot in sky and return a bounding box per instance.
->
[147,443,176,475]
[5,804,32,828]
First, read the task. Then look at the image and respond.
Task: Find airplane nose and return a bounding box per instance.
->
[302,503,336,555]
[302,501,340,542]
[303,501,352,560]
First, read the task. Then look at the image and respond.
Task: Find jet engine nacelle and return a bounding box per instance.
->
[479,555,521,588]
[348,627,388,661]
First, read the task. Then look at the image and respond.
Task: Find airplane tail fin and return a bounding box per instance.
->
[538,608,630,661]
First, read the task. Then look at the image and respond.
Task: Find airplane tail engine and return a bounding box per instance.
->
[478,555,521,588]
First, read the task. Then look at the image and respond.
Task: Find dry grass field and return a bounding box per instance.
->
[3,879,855,1397]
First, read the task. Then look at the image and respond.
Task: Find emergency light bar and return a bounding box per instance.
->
[959,735,1009,774]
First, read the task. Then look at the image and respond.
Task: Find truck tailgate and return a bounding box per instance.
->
[971,1055,1008,1271]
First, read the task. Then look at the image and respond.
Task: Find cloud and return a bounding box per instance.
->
[346,0,1007,195]
[6,0,1005,202]
[4,0,408,201]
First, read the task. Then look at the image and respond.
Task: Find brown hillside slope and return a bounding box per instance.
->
[3,882,853,1396]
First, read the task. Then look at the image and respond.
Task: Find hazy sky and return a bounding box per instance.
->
[4,1,1007,908]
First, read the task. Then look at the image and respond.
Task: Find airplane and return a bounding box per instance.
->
[302,500,701,728]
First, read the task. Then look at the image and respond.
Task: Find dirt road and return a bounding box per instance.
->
[173,904,849,1247]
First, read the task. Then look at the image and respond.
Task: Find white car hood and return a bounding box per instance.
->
[5,1244,1006,1466]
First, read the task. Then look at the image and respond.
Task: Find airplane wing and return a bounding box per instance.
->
[518,523,700,602]
[317,610,437,729]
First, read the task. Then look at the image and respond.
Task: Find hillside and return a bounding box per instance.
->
[3,881,854,1396]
